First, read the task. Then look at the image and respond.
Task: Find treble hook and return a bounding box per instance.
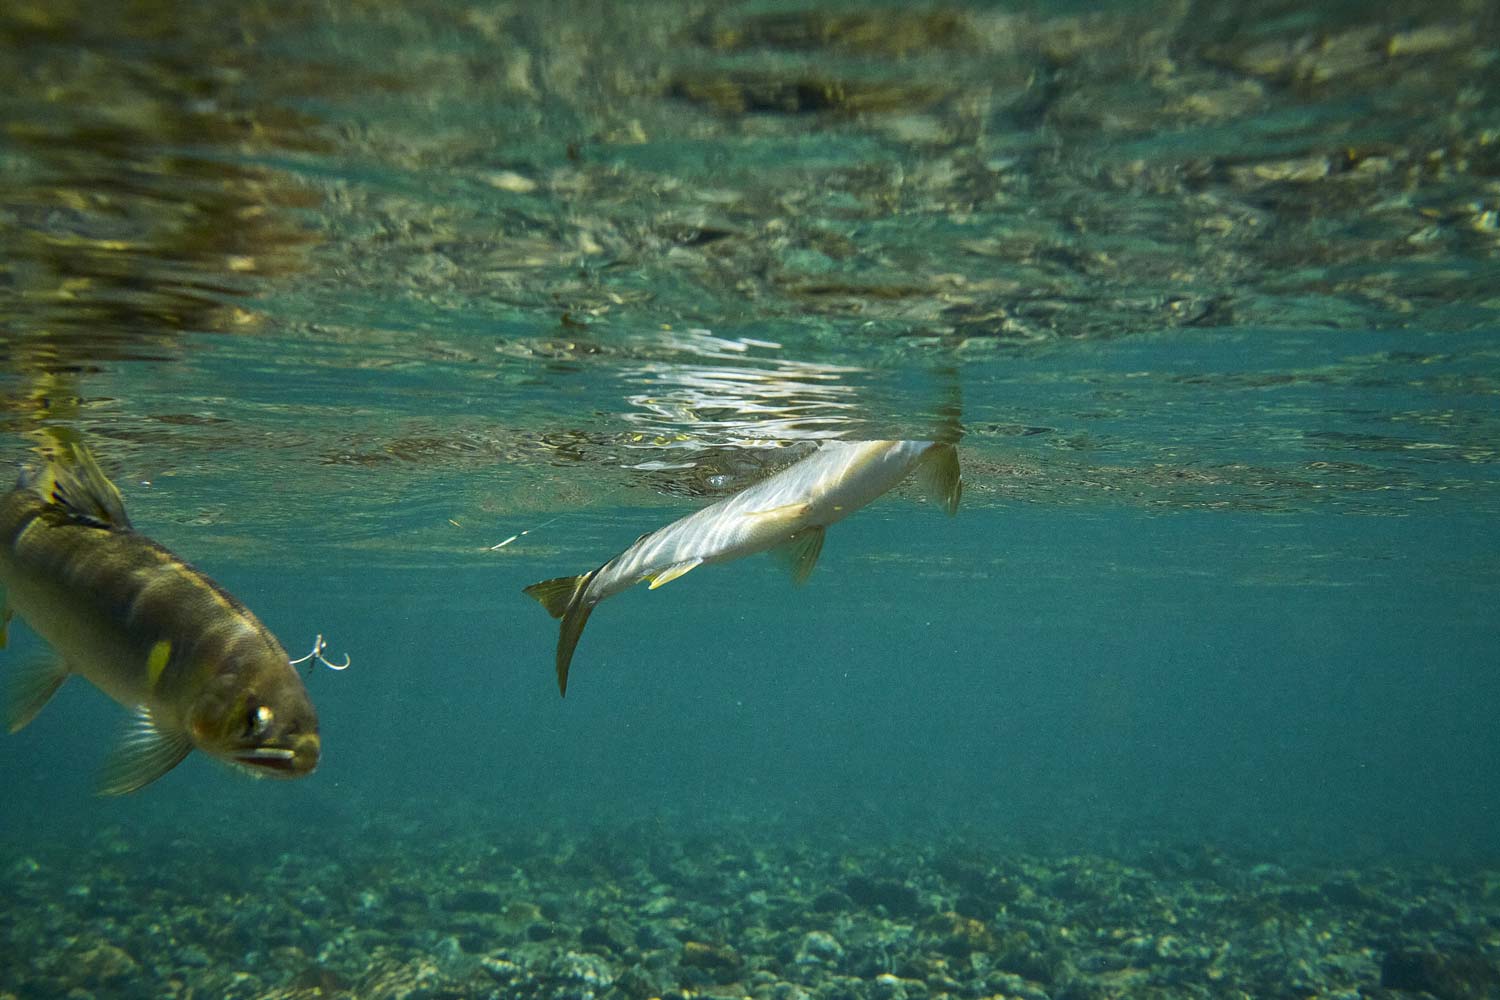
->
[290,634,351,672]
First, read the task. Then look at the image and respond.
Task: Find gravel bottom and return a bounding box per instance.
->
[2,817,1497,1000]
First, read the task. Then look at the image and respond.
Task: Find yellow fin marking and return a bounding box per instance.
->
[746,502,811,523]
[648,559,702,590]
[147,640,172,688]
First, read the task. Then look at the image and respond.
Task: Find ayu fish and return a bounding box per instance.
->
[524,439,961,695]
[0,443,319,794]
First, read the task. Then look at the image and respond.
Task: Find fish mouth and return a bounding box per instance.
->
[233,739,318,777]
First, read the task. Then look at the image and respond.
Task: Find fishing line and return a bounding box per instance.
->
[489,514,564,550]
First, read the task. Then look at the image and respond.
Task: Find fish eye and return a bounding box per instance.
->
[244,704,274,738]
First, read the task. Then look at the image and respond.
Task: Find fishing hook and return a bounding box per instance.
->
[290,634,351,672]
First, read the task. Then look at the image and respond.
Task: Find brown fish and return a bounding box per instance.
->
[0,442,319,794]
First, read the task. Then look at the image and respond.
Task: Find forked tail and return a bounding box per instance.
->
[521,570,598,696]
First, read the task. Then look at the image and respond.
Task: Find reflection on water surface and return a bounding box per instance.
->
[0,0,1496,529]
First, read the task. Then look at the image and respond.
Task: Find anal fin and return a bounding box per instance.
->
[5,656,69,733]
[97,707,193,796]
[648,559,702,590]
[772,525,826,586]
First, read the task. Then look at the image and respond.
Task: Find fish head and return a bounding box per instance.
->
[188,650,321,779]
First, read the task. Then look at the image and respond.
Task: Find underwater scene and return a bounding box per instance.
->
[2,0,1499,997]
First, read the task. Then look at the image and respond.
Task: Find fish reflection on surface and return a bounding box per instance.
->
[524,439,961,695]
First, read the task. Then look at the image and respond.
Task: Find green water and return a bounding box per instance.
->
[2,1,1500,997]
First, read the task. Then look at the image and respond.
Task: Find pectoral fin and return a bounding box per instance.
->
[0,603,12,649]
[772,525,826,586]
[4,656,69,733]
[916,443,962,515]
[97,707,193,796]
[648,559,702,590]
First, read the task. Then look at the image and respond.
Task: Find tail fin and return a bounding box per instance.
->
[522,570,598,697]
[916,443,962,515]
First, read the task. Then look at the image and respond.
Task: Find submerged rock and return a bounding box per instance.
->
[580,918,632,954]
[440,889,505,914]
[843,876,928,917]
[796,930,846,968]
[67,943,139,987]
[920,911,997,957]
[548,950,616,998]
[681,939,744,981]
[1381,947,1500,1000]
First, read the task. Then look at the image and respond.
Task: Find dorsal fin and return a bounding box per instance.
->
[33,443,131,530]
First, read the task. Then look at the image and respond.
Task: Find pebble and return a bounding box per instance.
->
[797,930,846,966]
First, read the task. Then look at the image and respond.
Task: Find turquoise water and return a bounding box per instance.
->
[3,1,1500,997]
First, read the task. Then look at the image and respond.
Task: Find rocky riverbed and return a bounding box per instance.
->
[2,814,1497,1000]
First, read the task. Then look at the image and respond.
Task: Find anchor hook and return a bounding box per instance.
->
[290,633,351,673]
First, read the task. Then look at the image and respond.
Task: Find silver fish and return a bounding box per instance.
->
[524,439,961,695]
